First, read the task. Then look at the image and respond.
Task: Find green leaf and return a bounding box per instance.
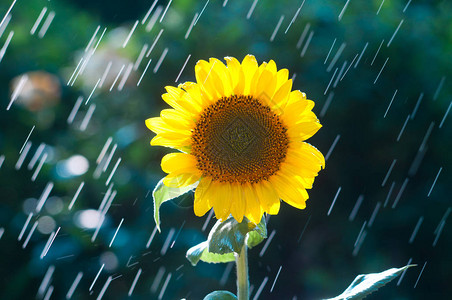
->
[203,291,237,300]
[186,241,235,266]
[324,265,417,300]
[246,217,267,248]
[208,216,267,255]
[152,178,198,231]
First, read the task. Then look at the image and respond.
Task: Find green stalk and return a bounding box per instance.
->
[236,244,249,300]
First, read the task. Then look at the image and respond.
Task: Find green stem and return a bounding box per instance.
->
[236,244,249,300]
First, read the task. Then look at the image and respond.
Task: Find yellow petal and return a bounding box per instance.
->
[160,109,194,130]
[195,60,220,100]
[163,172,200,188]
[278,163,315,189]
[180,81,212,109]
[301,142,325,169]
[255,181,280,215]
[270,174,308,209]
[177,82,205,111]
[270,79,292,113]
[255,69,276,105]
[210,182,232,221]
[161,95,196,118]
[249,63,266,97]
[225,56,245,95]
[152,129,191,142]
[194,177,213,217]
[287,120,322,141]
[282,97,316,126]
[243,183,262,224]
[241,55,258,95]
[210,58,233,96]
[275,68,289,90]
[150,135,191,149]
[285,90,310,108]
[145,117,169,133]
[265,60,277,74]
[229,183,245,223]
[161,152,198,174]
[281,154,320,179]
[286,143,325,172]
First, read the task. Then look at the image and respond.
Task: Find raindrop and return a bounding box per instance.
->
[396,258,412,286]
[392,177,409,209]
[338,0,351,21]
[247,0,259,20]
[381,159,397,187]
[37,265,55,298]
[128,268,142,296]
[387,19,404,47]
[259,229,276,257]
[296,23,311,50]
[299,30,314,57]
[89,264,105,291]
[153,47,169,74]
[427,167,442,197]
[66,272,83,299]
[142,0,158,24]
[371,39,385,66]
[377,0,386,15]
[349,194,364,222]
[374,57,389,84]
[160,0,173,23]
[327,186,342,216]
[270,266,282,292]
[327,42,346,72]
[439,100,451,128]
[325,134,340,161]
[252,276,268,300]
[122,20,139,48]
[96,276,113,300]
[184,13,198,40]
[408,216,424,244]
[37,11,55,39]
[284,0,305,34]
[151,267,166,293]
[194,0,210,26]
[270,15,284,42]
[109,218,124,247]
[324,37,336,64]
[414,261,427,288]
[158,273,172,300]
[354,42,368,68]
[432,76,445,101]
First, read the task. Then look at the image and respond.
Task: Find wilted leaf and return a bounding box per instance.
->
[324,265,417,300]
[186,241,235,266]
[153,178,198,231]
[246,217,267,248]
[203,290,237,300]
[208,216,267,254]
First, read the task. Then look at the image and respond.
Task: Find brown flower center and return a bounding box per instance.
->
[191,95,289,184]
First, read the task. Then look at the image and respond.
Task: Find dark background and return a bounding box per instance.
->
[0,0,450,299]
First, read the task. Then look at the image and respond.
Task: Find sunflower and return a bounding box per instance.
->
[146,55,324,224]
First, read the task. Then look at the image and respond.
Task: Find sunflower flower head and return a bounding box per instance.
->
[146,55,325,224]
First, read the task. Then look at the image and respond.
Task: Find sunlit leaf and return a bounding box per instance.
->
[203,290,237,300]
[208,216,267,254]
[186,241,235,266]
[152,177,198,231]
[247,217,267,248]
[324,265,417,300]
